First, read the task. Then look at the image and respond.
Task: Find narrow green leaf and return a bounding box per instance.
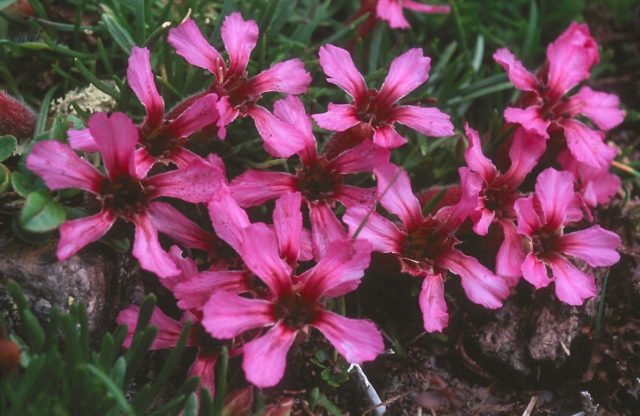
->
[0,163,10,194]
[85,364,136,416]
[22,309,45,352]
[35,85,58,136]
[101,13,135,53]
[74,58,120,99]
[213,345,229,416]
[20,190,67,233]
[471,34,484,72]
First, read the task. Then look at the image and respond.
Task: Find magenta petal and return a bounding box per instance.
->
[330,140,390,174]
[132,213,180,278]
[373,125,407,148]
[547,42,592,99]
[492,48,537,92]
[242,322,296,388]
[376,0,410,28]
[558,226,621,267]
[27,140,103,193]
[344,207,404,253]
[309,203,348,259]
[472,208,495,236]
[312,104,360,132]
[274,192,303,264]
[562,119,612,168]
[88,112,139,178]
[569,86,625,131]
[514,195,541,236]
[188,354,217,395]
[378,48,430,107]
[240,223,292,296]
[504,107,549,138]
[495,220,526,284]
[521,252,552,289]
[391,105,454,138]
[419,273,449,333]
[221,12,258,76]
[438,249,509,309]
[67,128,99,152]
[174,270,249,311]
[146,157,223,203]
[208,189,251,252]
[335,185,376,208]
[435,168,483,233]
[57,210,116,261]
[500,127,547,187]
[246,106,308,158]
[273,95,316,158]
[549,256,597,305]
[248,59,311,95]
[133,148,156,178]
[535,168,575,229]
[168,19,223,74]
[374,163,422,229]
[117,306,189,349]
[202,291,274,339]
[318,44,367,101]
[313,311,383,363]
[463,123,497,182]
[147,201,215,251]
[165,93,219,138]
[404,1,451,14]
[230,170,296,207]
[300,239,372,299]
[127,47,164,129]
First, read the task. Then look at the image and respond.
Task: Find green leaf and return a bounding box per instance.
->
[101,12,135,53]
[85,364,136,416]
[20,190,67,233]
[0,0,17,11]
[0,163,10,194]
[0,135,17,161]
[11,170,38,197]
[35,86,58,137]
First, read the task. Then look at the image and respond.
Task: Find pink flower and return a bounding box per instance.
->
[26,112,222,278]
[463,124,546,283]
[201,195,383,388]
[514,168,621,305]
[168,13,311,138]
[375,0,451,29]
[231,95,389,258]
[494,23,625,168]
[313,45,453,149]
[344,163,510,332]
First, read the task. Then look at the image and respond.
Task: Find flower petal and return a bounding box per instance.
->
[438,249,509,309]
[174,270,249,311]
[147,201,216,251]
[463,123,497,181]
[569,86,625,131]
[27,140,103,193]
[202,291,274,339]
[88,112,139,178]
[168,19,223,74]
[165,93,220,138]
[246,106,308,158]
[247,59,311,95]
[495,220,526,284]
[146,157,224,203]
[492,48,537,92]
[274,192,303,264]
[208,188,250,252]
[547,25,597,99]
[504,107,549,138]
[127,47,165,129]
[312,103,361,132]
[335,185,376,208]
[57,210,116,261]
[242,322,296,388]
[273,95,317,162]
[403,1,451,14]
[188,353,217,395]
[309,203,348,259]
[221,12,258,76]
[68,128,99,152]
[299,239,372,299]
[521,252,552,289]
[549,255,597,305]
[514,195,542,236]
[117,306,190,349]
[562,119,614,169]
[391,105,454,138]
[318,44,367,101]
[500,127,547,187]
[535,168,575,229]
[329,140,390,174]
[230,170,297,207]
[375,0,410,29]
[313,311,383,363]
[132,213,180,278]
[378,48,430,107]
[419,273,449,333]
[374,163,422,229]
[343,206,404,253]
[373,125,407,148]
[557,225,621,267]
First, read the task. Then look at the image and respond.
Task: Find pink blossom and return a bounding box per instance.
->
[231,95,389,258]
[201,198,383,387]
[26,112,222,278]
[514,168,621,305]
[463,124,546,283]
[493,23,625,168]
[313,45,453,149]
[69,47,225,176]
[375,0,451,29]
[344,163,510,332]
[168,13,311,138]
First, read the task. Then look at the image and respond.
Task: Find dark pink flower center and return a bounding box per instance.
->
[295,157,342,203]
[143,130,181,158]
[355,89,391,128]
[401,220,455,274]
[273,293,320,329]
[483,184,515,217]
[531,228,561,259]
[100,175,149,219]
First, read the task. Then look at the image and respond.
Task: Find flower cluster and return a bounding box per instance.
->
[27,12,623,395]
